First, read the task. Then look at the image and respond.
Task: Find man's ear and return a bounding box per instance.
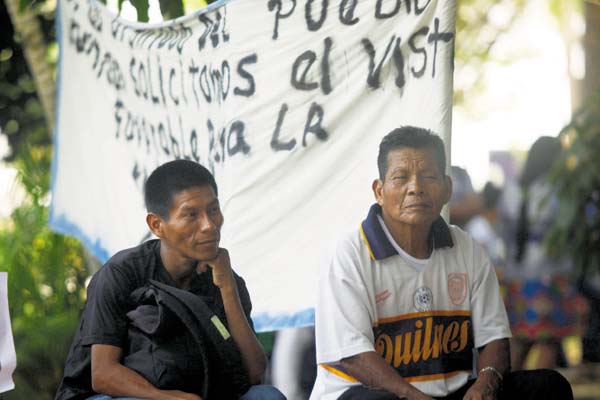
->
[372,179,384,205]
[443,175,453,204]
[146,213,165,238]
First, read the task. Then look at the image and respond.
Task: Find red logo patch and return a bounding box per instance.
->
[447,273,468,306]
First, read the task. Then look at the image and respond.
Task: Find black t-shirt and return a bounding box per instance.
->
[55,239,254,400]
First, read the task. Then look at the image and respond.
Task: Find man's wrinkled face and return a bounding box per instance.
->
[374,147,451,229]
[158,185,223,262]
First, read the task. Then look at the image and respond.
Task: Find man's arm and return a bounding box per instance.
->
[204,248,267,384]
[463,338,510,400]
[465,236,513,400]
[340,351,433,400]
[91,344,202,400]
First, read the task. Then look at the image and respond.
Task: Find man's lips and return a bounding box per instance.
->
[405,203,432,209]
[195,239,219,246]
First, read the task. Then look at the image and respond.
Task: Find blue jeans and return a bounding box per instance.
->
[240,384,286,400]
[87,384,286,400]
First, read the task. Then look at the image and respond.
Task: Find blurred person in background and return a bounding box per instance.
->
[498,136,588,371]
[465,182,505,269]
[449,166,483,228]
[271,327,317,400]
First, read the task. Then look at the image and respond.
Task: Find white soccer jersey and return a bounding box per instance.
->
[310,204,511,400]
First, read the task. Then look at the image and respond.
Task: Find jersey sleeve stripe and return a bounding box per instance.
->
[320,363,359,382]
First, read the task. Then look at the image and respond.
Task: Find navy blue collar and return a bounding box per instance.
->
[360,204,453,260]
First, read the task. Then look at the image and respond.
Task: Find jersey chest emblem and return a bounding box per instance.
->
[447,273,468,306]
[413,286,433,311]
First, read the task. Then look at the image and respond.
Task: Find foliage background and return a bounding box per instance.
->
[0,0,597,399]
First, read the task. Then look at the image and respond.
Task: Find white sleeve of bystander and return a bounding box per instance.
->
[0,272,17,393]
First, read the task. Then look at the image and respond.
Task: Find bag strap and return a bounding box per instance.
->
[149,280,251,399]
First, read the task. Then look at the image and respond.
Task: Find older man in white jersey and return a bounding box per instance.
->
[310,127,573,400]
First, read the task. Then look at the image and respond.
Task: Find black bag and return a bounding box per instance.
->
[124,280,251,399]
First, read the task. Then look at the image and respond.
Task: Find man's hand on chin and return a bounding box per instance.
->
[200,248,236,290]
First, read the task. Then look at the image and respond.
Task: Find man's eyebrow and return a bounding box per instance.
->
[390,166,408,173]
[178,205,198,212]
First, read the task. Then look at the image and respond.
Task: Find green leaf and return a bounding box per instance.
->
[130,0,149,22]
[18,0,30,12]
[159,0,184,20]
[546,90,600,277]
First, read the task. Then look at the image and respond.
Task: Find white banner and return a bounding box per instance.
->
[0,272,16,392]
[50,0,456,331]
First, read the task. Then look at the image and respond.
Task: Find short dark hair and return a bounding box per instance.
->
[377,126,446,179]
[144,160,218,219]
[481,182,501,210]
[519,136,561,188]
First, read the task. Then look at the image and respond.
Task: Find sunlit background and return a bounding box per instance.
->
[453,0,579,189]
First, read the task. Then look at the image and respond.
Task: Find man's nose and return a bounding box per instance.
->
[198,213,217,231]
[407,175,425,195]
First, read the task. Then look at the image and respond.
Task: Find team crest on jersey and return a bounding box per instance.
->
[413,287,433,311]
[447,273,468,305]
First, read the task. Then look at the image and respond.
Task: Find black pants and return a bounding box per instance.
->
[338,369,573,400]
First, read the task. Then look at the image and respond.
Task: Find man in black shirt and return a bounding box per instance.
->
[56,160,285,400]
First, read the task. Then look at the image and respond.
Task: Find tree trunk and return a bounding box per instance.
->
[583,1,600,100]
[4,0,55,131]
[4,0,103,270]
